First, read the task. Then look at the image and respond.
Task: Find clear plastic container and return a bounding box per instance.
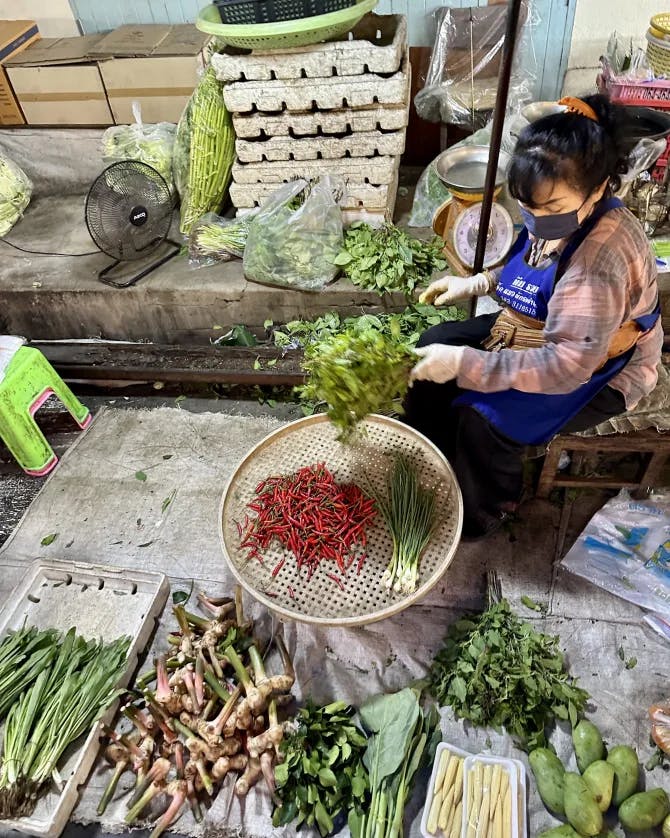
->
[462,755,521,838]
[421,742,471,838]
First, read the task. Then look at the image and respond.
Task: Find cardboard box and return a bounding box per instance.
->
[6,35,113,126]
[0,20,41,126]
[93,25,209,124]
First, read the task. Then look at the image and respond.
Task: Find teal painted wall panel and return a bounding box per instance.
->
[69,0,576,98]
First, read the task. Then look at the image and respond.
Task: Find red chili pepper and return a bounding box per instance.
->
[326,572,345,591]
[271,558,286,578]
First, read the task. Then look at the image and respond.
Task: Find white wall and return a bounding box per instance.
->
[563,0,659,95]
[0,0,78,37]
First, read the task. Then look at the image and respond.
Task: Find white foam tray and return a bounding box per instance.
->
[0,559,169,837]
[212,14,407,81]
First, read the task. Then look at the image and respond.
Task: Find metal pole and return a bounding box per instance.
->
[470,0,524,315]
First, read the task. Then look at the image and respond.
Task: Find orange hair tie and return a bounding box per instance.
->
[557,96,599,123]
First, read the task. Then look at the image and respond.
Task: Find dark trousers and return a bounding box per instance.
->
[403,315,626,536]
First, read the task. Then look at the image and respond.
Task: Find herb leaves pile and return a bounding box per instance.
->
[430,598,589,750]
[273,700,368,837]
[273,304,465,351]
[334,223,448,295]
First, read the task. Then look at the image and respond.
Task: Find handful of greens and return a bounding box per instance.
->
[334,223,447,296]
[273,700,368,837]
[430,580,589,750]
[349,688,440,838]
[299,328,415,439]
[102,119,176,187]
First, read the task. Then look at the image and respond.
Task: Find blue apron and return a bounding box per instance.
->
[455,197,660,446]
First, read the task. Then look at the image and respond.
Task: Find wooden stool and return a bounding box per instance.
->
[537,428,670,500]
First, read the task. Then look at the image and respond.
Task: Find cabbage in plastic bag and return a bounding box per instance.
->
[0,153,32,237]
[102,102,176,188]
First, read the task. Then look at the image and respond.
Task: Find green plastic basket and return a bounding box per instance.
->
[197,0,378,49]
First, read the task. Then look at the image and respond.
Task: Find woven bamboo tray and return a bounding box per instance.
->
[219,414,462,626]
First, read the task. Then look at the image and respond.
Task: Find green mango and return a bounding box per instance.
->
[582,760,615,812]
[563,772,603,836]
[572,720,605,773]
[530,748,566,816]
[538,827,581,838]
[663,812,670,838]
[619,788,670,831]
[606,745,639,806]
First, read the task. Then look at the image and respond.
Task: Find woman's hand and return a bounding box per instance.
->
[419,271,491,305]
[410,345,465,384]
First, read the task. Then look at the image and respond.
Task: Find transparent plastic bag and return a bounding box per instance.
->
[409,112,528,228]
[173,67,235,236]
[562,490,670,618]
[415,2,537,128]
[0,152,32,237]
[188,211,254,267]
[101,102,176,188]
[243,178,343,291]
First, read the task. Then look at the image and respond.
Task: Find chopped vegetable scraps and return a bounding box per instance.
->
[239,463,376,582]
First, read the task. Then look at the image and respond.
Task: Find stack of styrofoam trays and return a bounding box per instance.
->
[213,13,410,225]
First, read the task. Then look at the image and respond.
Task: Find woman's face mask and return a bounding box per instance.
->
[519,193,590,241]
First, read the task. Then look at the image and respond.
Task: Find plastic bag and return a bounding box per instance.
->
[101,102,176,188]
[0,152,32,237]
[243,178,343,291]
[188,211,254,267]
[561,490,670,618]
[409,112,528,228]
[415,2,537,128]
[173,67,235,236]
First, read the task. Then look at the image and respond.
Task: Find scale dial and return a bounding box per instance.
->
[452,201,514,269]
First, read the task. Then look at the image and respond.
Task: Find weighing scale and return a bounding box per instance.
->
[431,145,514,274]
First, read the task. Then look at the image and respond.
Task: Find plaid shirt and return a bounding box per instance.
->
[458,206,663,409]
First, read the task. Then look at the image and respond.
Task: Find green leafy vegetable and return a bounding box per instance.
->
[273,303,465,351]
[430,582,589,750]
[351,688,439,838]
[214,324,257,347]
[188,213,251,265]
[273,700,368,836]
[135,471,147,482]
[40,533,58,547]
[299,329,415,440]
[336,222,447,296]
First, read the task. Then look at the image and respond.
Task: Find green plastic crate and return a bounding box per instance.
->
[197,0,378,50]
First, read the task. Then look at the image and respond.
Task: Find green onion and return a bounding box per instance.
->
[376,455,437,594]
[0,628,130,818]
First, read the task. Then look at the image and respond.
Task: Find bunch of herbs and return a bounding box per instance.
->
[299,328,415,440]
[273,700,368,837]
[334,223,447,296]
[429,581,589,750]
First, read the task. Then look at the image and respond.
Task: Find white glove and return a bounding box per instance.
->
[419,271,491,306]
[410,345,465,385]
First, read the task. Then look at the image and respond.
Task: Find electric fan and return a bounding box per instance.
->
[85,160,179,288]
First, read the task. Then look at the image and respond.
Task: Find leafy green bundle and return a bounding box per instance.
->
[273,700,368,837]
[0,627,130,818]
[350,688,440,838]
[299,328,415,439]
[334,223,447,295]
[430,597,589,750]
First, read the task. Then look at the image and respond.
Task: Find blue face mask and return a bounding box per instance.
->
[519,195,589,241]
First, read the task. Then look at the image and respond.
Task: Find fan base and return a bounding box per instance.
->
[98,238,181,289]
